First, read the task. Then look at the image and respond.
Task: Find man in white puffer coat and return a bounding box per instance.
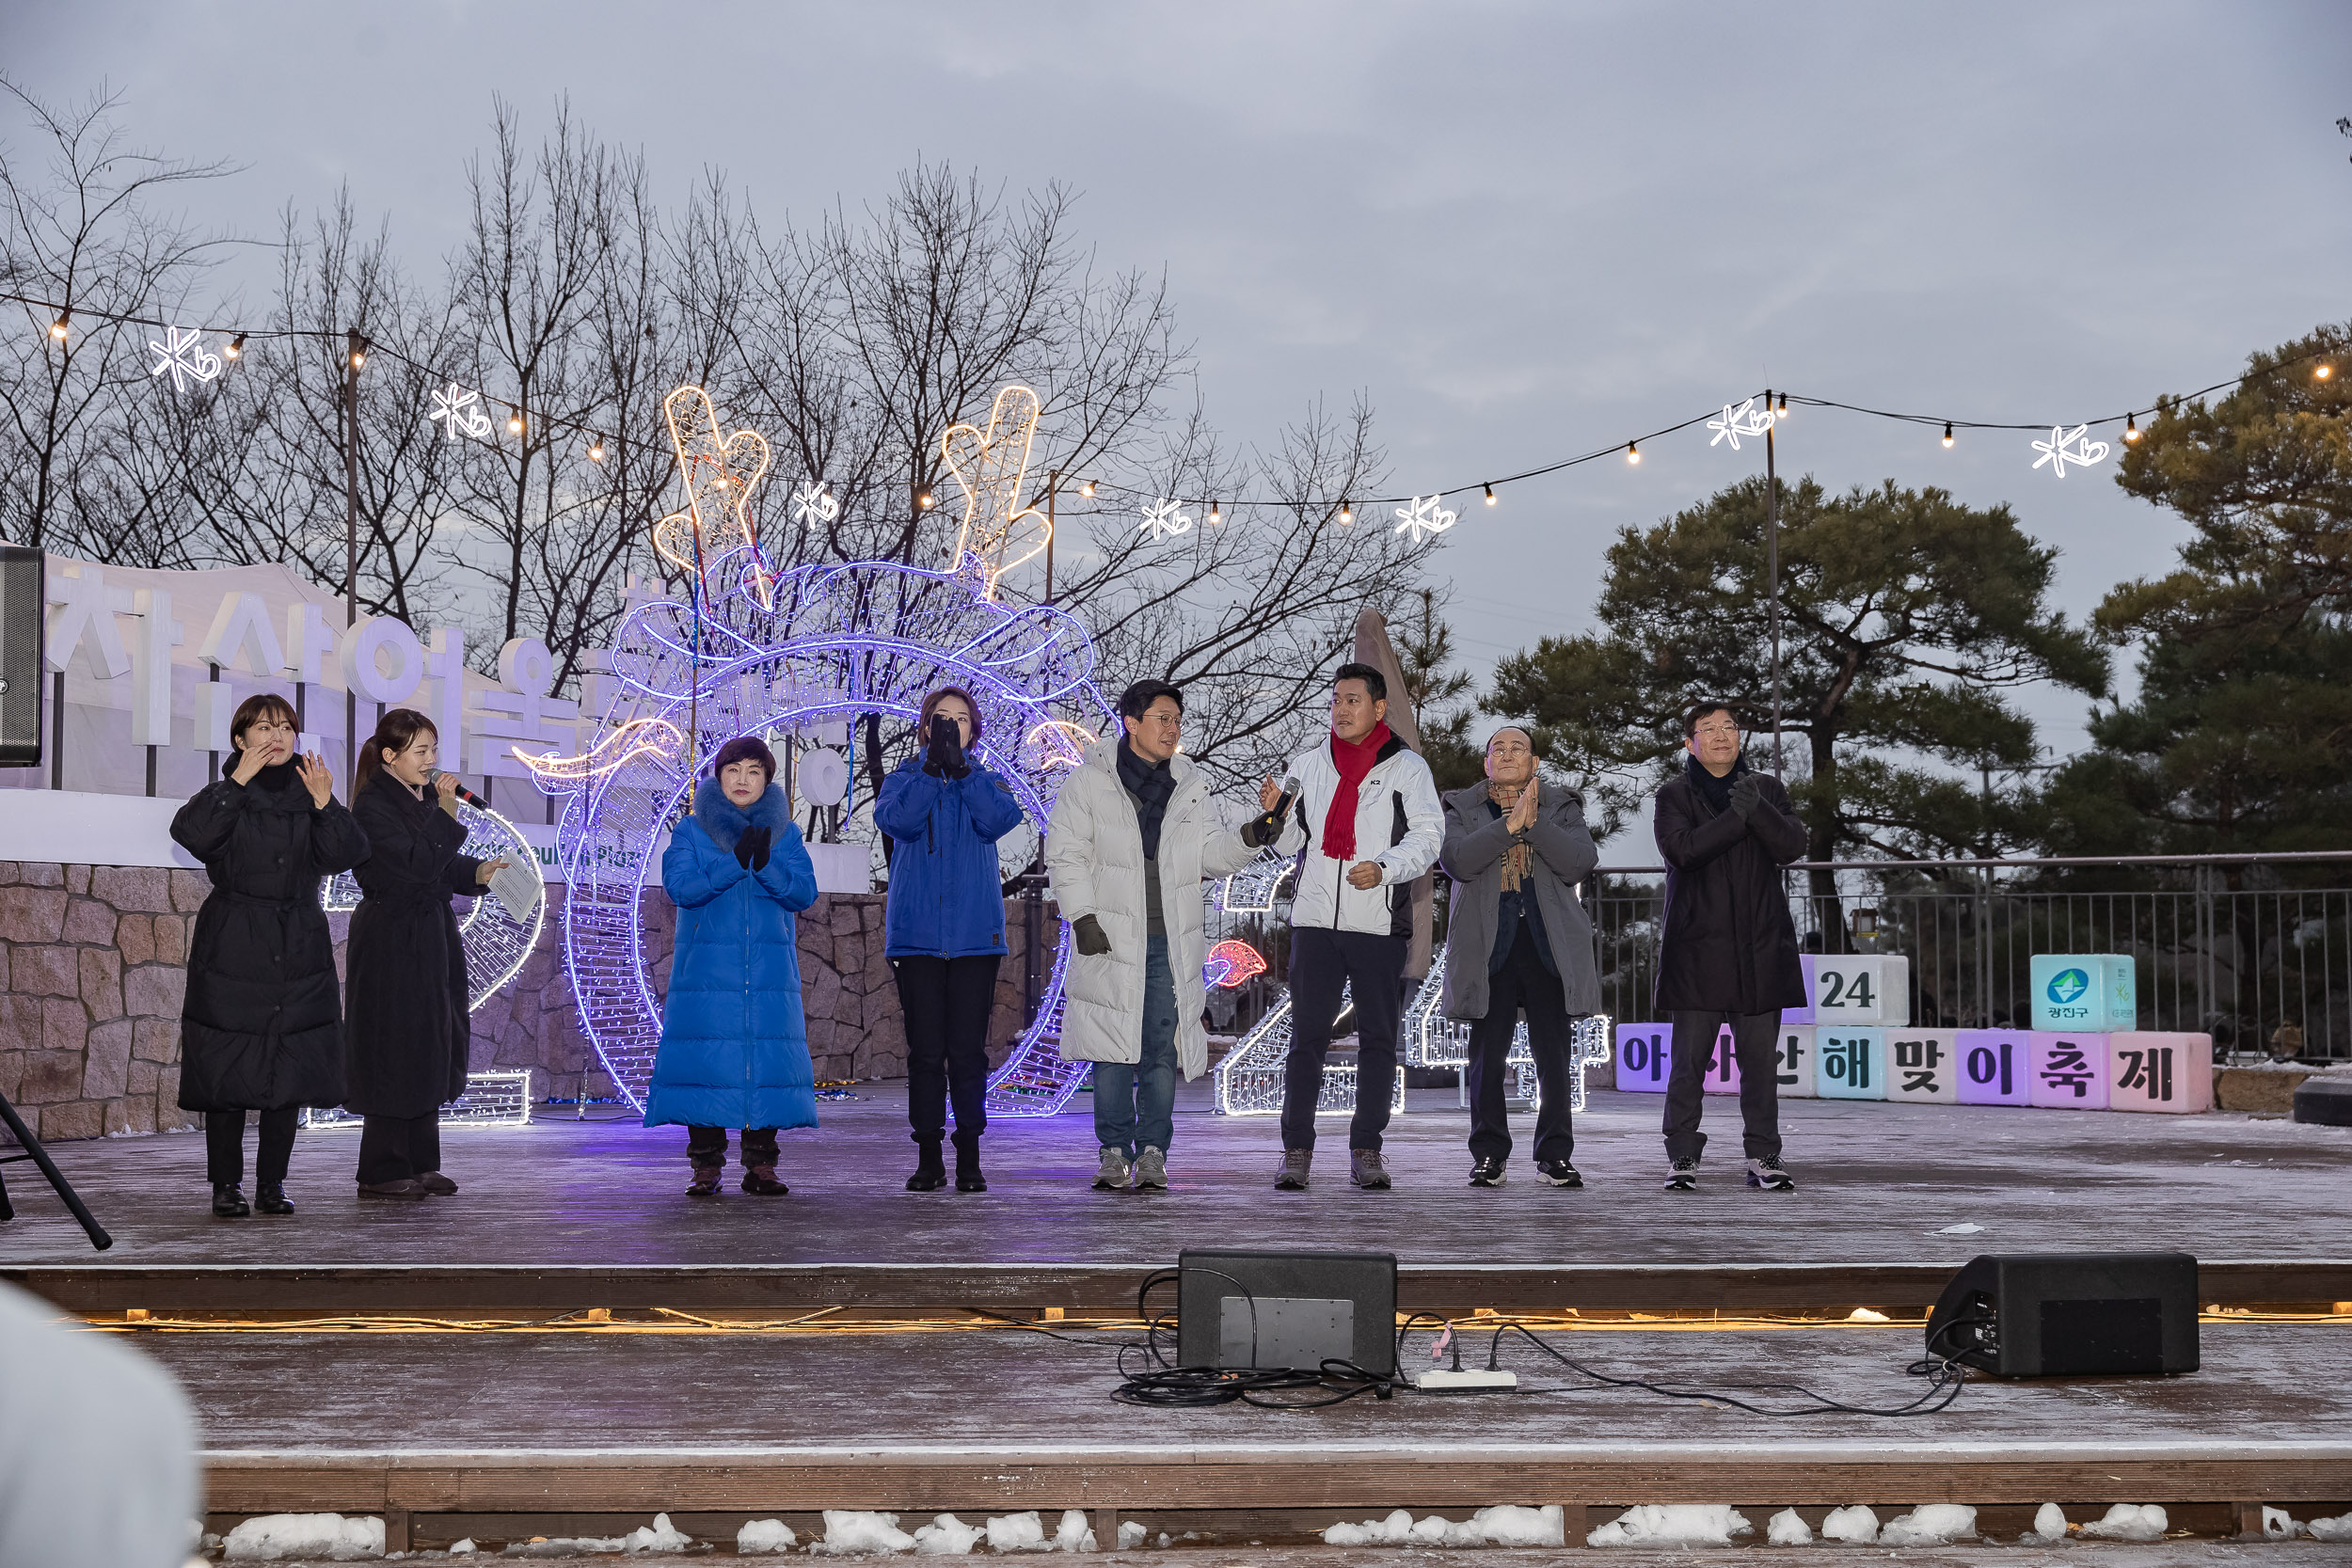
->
[1259,662,1444,1191]
[1046,680,1261,1191]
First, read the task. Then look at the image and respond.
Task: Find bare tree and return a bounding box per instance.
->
[0,79,235,553]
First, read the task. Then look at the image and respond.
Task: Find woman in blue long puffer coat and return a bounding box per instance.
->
[646,736,819,1196]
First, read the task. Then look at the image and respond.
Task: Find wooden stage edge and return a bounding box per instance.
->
[202,1442,2352,1527]
[16,1257,2352,1316]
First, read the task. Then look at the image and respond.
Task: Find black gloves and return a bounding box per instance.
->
[1728,773,1764,820]
[1072,913,1111,955]
[1240,808,1285,848]
[734,826,772,871]
[924,715,969,780]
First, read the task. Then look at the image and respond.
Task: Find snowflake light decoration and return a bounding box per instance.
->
[1138,498,1194,542]
[1708,397,1774,451]
[1393,494,1457,544]
[429,383,496,442]
[148,326,221,393]
[2030,423,2110,479]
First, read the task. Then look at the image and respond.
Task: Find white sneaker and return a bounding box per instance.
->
[1093,1147,1132,1191]
[1134,1147,1168,1190]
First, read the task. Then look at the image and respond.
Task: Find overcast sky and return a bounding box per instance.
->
[8,0,2350,793]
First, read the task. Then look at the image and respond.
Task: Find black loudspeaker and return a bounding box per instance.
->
[0,546,41,767]
[1926,1252,2199,1377]
[1176,1248,1397,1376]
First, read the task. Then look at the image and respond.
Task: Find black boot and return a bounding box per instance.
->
[907,1137,947,1192]
[254,1182,295,1215]
[211,1182,250,1218]
[953,1134,987,1194]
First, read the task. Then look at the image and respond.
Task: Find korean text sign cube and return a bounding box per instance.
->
[2107,1032,2213,1114]
[1701,1024,1740,1096]
[1614,1022,1671,1093]
[1806,955,1911,1027]
[2029,953,2136,1031]
[1816,1027,1885,1100]
[1774,1024,1817,1099]
[1885,1027,1962,1104]
[2026,1031,2111,1109]
[1955,1029,2032,1106]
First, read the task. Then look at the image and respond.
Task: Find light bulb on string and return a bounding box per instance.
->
[588,436,606,463]
[2123,414,2140,443]
[1484,482,1497,506]
[2318,364,2335,382]
[1626,442,1640,464]
[916,487,936,511]
[1338,499,1354,525]
[508,409,525,436]
[1776,392,1788,418]
[1208,499,1222,525]
[49,309,69,341]
[1942,421,1954,449]
[223,333,245,361]
[1078,480,1095,499]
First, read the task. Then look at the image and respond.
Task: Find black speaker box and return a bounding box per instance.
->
[0,546,41,767]
[1176,1248,1397,1375]
[1926,1251,2199,1377]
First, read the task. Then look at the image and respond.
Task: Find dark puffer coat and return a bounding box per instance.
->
[171,766,370,1112]
[343,772,484,1117]
[1653,757,1809,1014]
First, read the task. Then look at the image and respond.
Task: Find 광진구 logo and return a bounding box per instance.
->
[2045,967,2090,1006]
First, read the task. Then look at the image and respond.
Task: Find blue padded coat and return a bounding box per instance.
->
[874,756,1026,958]
[644,777,820,1132]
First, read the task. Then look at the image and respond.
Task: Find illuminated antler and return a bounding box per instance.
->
[655,386,775,608]
[941,385,1045,600]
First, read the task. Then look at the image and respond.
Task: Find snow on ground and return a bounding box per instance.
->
[2080,1504,2170,1541]
[1587,1504,1750,1546]
[1323,1506,1563,1547]
[222,1513,384,1560]
[1878,1503,1978,1544]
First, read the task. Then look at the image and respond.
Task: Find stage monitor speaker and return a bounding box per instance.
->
[0,546,41,767]
[1926,1251,2198,1377]
[1176,1248,1396,1376]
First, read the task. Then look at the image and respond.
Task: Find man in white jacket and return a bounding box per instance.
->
[1046,680,1261,1191]
[1259,662,1444,1190]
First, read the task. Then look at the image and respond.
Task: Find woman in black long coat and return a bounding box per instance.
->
[344,707,507,1199]
[172,693,368,1218]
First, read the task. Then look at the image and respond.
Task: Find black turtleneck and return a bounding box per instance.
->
[1685,750,1747,815]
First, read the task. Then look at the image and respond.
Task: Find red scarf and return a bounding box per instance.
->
[1321,721,1391,861]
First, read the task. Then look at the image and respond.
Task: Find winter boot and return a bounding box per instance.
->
[953,1134,987,1193]
[254,1182,295,1215]
[685,1164,724,1197]
[741,1164,790,1196]
[907,1137,947,1192]
[211,1182,250,1218]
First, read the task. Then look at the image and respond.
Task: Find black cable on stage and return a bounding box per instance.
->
[1108,1266,1397,1410]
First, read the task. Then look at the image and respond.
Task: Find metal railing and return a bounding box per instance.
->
[1584,852,2352,1063]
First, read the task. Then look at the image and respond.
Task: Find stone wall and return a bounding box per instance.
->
[0,861,1038,1141]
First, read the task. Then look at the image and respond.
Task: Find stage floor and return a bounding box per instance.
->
[0,1080,2344,1268]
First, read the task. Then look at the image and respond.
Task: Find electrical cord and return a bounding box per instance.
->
[1110,1267,1397,1409]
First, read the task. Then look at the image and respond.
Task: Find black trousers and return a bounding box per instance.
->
[1466,928,1579,1165]
[1663,1008,1784,1164]
[1280,927,1407,1152]
[688,1125,779,1169]
[204,1108,298,1187]
[894,953,1001,1146]
[356,1111,442,1185]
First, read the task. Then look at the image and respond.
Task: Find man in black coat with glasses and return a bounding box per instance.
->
[1653,701,1807,1192]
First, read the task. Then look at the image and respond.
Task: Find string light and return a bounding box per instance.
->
[2122,414,2139,444]
[1776,392,1788,418]
[1943,421,1954,448]
[1626,442,1640,464]
[940,383,1047,599]
[1483,483,1496,506]
[49,309,69,341]
[223,333,246,361]
[1078,480,1095,499]
[1207,498,1222,525]
[1337,499,1354,524]
[2318,364,2334,381]
[507,408,525,436]
[916,487,936,510]
[349,342,367,370]
[588,436,606,462]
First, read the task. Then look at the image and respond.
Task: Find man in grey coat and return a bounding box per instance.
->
[1437,724,1601,1187]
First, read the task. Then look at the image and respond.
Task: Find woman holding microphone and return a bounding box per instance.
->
[344,708,508,1200]
[875,687,1025,1193]
[172,694,368,1217]
[646,736,820,1196]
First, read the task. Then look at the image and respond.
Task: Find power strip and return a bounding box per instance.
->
[1415,1367,1518,1392]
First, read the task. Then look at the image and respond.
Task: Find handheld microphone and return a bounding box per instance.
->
[1273,774,1302,820]
[433,770,491,810]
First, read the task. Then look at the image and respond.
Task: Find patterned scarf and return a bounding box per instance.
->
[1486,777,1534,892]
[1322,721,1391,861]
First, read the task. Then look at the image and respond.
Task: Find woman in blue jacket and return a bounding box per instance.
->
[647,736,819,1196]
[875,686,1025,1193]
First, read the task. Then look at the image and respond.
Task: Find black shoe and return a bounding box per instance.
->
[741,1164,789,1196]
[953,1136,986,1193]
[907,1140,946,1193]
[211,1182,250,1218]
[1535,1160,1583,1188]
[1664,1159,1699,1192]
[254,1182,295,1215]
[1469,1158,1508,1188]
